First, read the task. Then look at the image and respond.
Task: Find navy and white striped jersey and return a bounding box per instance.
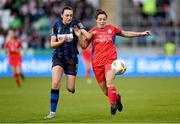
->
[51,18,85,58]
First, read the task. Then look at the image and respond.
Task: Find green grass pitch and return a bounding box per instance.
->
[0,77,180,123]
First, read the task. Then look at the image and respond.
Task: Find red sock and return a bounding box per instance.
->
[14,73,21,87]
[108,86,117,105]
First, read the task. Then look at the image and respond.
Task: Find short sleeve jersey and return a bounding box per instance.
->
[4,39,22,59]
[51,18,85,58]
[89,25,122,66]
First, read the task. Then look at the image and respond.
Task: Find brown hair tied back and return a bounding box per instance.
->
[95,9,108,19]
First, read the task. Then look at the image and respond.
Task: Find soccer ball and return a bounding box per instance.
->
[111,59,127,75]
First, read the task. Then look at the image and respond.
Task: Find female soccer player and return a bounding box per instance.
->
[4,29,25,87]
[80,9,151,115]
[46,6,89,119]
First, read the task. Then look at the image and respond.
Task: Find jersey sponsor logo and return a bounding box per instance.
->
[96,38,112,43]
[57,34,73,42]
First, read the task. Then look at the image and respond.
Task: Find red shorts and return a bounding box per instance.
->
[93,63,112,84]
[9,56,22,67]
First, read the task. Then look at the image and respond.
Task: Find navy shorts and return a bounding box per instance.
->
[52,56,78,76]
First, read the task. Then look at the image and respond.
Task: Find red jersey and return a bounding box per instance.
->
[89,25,122,67]
[4,39,22,66]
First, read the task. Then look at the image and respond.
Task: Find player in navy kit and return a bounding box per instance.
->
[45,6,89,119]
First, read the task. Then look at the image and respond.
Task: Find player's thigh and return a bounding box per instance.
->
[93,66,106,84]
[10,57,22,72]
[52,65,64,89]
[64,57,78,76]
[105,63,115,87]
[9,59,16,73]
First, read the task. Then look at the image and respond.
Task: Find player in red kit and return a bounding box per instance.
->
[4,30,25,87]
[79,9,151,115]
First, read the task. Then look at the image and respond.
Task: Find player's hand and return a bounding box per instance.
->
[57,36,66,43]
[86,31,97,40]
[65,35,69,40]
[93,31,97,35]
[141,31,151,36]
[74,25,81,37]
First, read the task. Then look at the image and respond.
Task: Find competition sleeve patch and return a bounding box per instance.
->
[73,19,85,29]
[77,22,85,29]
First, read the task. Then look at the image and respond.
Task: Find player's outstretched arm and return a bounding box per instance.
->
[121,30,151,38]
[80,29,94,40]
[74,26,90,49]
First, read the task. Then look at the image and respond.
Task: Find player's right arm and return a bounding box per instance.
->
[50,24,67,48]
[50,35,66,48]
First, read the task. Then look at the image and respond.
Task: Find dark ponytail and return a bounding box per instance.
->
[95,9,108,19]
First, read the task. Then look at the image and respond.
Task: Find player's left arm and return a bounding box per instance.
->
[75,19,92,40]
[121,30,151,38]
[80,29,93,40]
[74,26,90,49]
[17,40,23,52]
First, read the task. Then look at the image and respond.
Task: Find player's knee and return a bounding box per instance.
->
[107,82,115,87]
[52,81,60,89]
[106,78,114,84]
[67,88,75,94]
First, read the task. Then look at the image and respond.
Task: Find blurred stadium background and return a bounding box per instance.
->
[0,0,180,77]
[0,0,180,123]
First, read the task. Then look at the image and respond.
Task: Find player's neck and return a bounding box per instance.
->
[97,25,106,29]
[97,26,105,29]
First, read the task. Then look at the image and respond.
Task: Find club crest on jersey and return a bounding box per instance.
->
[108,29,112,34]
